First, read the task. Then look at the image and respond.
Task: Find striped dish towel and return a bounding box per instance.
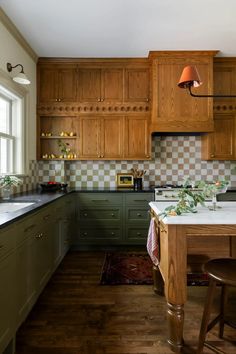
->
[147,217,159,266]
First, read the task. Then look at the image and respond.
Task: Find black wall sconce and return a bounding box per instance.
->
[7,62,31,85]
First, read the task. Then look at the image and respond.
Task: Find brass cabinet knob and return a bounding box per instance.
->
[146,98,149,102]
[101,98,104,102]
[97,98,101,102]
[210,154,215,158]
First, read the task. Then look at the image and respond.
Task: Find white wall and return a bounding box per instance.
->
[0,21,37,171]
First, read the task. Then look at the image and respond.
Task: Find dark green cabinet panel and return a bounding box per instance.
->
[75,191,154,247]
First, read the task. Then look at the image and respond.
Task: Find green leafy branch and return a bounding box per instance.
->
[0,175,23,188]
[161,177,229,218]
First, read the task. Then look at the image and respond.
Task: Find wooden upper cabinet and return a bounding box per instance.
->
[78,68,123,102]
[149,51,218,132]
[37,64,78,103]
[101,116,123,158]
[124,68,150,102]
[201,114,236,160]
[78,69,101,102]
[214,58,236,98]
[102,69,123,102]
[79,116,123,159]
[124,116,151,159]
[80,117,100,158]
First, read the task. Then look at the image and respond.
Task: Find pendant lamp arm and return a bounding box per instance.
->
[188,85,236,98]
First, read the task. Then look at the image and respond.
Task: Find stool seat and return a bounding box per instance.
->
[197,257,236,354]
[204,258,236,286]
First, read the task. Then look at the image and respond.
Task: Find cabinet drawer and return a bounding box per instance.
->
[78,193,123,206]
[126,208,150,221]
[16,214,38,246]
[0,226,15,261]
[79,208,121,221]
[126,227,148,240]
[125,193,153,205]
[79,228,122,241]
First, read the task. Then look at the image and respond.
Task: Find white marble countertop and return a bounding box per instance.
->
[149,201,236,225]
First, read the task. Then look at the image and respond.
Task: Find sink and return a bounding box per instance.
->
[0,202,35,213]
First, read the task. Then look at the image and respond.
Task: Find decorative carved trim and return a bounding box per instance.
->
[213,103,236,113]
[0,7,38,62]
[37,103,150,115]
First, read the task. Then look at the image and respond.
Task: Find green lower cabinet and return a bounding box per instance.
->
[124,193,153,245]
[0,253,15,354]
[125,227,150,242]
[75,191,154,247]
[15,235,37,328]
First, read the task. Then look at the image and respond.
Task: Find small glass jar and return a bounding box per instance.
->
[2,186,11,200]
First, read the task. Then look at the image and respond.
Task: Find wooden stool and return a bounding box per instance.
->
[197,258,236,354]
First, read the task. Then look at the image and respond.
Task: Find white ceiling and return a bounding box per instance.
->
[1,0,236,58]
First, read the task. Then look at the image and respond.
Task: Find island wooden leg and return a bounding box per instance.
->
[152,264,164,295]
[167,302,184,353]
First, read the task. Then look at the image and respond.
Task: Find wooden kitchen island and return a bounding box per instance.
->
[149,201,236,353]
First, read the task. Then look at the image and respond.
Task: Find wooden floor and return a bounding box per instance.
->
[16,251,236,354]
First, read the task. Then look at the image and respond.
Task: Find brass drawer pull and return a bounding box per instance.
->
[24,224,36,233]
[91,199,108,202]
[133,199,148,202]
[43,214,50,220]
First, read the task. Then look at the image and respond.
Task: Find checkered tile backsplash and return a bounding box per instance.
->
[34,136,236,188]
[4,136,236,196]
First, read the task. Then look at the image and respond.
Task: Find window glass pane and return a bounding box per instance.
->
[0,96,10,134]
[0,137,13,174]
[0,137,7,173]
[0,81,24,175]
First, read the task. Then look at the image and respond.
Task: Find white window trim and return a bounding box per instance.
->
[0,68,29,176]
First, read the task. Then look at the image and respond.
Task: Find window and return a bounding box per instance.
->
[0,84,25,175]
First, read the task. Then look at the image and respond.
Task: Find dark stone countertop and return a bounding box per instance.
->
[0,187,155,228]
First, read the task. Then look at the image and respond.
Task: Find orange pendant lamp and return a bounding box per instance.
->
[178,65,236,98]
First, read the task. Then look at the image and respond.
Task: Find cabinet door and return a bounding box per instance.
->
[124,116,151,159]
[0,253,15,354]
[201,114,236,160]
[214,59,236,97]
[101,116,124,159]
[38,65,78,103]
[33,222,53,293]
[78,69,101,102]
[80,117,100,158]
[58,66,78,101]
[15,236,37,327]
[101,69,123,102]
[125,68,150,102]
[38,66,58,102]
[150,53,216,132]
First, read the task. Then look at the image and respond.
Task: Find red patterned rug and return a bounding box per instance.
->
[100,252,209,286]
